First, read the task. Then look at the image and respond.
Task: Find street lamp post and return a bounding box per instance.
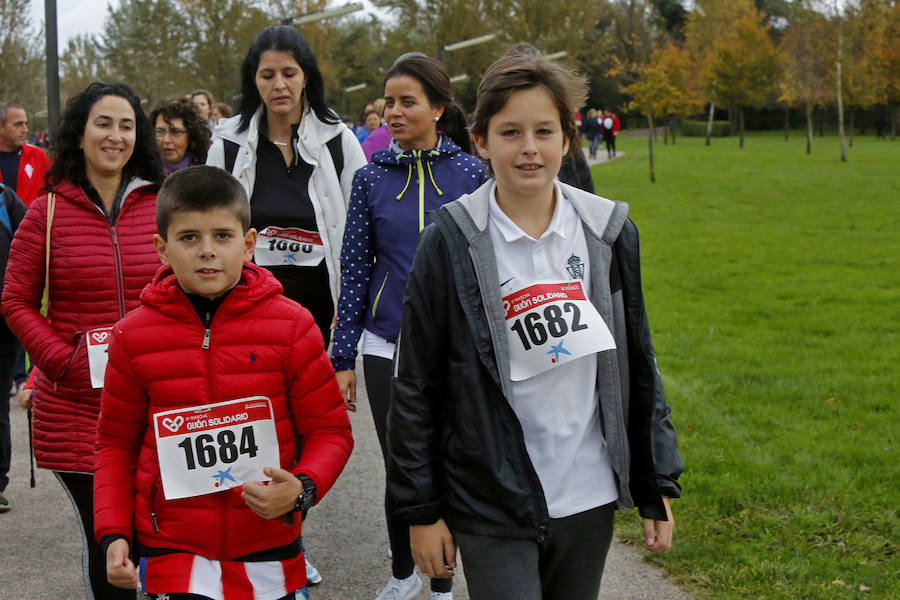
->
[45,0,60,130]
[281,3,364,26]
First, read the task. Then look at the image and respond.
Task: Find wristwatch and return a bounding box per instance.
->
[294,474,317,515]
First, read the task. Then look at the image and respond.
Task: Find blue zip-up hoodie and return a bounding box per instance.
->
[331,137,487,371]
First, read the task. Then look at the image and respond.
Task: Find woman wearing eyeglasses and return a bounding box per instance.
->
[149,97,211,178]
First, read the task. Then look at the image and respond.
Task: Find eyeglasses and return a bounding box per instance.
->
[155,128,187,139]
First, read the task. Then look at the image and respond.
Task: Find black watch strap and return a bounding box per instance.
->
[294,474,317,515]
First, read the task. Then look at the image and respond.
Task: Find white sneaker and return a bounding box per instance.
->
[374,572,423,600]
[430,593,453,600]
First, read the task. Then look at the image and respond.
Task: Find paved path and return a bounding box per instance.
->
[0,370,690,599]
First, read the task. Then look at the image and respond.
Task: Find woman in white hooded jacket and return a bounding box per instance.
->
[208,25,365,345]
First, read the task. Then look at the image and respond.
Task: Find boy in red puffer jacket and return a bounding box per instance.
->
[93,166,353,600]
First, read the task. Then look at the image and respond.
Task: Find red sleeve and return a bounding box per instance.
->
[93,325,147,543]
[285,308,353,500]
[1,196,77,380]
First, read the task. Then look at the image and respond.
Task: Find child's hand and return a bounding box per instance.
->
[642,497,674,552]
[241,467,303,519]
[410,518,456,579]
[106,538,138,589]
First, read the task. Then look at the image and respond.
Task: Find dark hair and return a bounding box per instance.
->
[45,82,162,190]
[149,97,211,165]
[471,43,587,157]
[384,53,471,152]
[237,26,337,132]
[213,102,233,119]
[156,165,249,239]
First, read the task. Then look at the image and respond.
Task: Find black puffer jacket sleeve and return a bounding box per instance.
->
[387,225,451,525]
[616,218,683,516]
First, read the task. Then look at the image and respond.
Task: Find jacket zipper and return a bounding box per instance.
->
[150,476,162,532]
[110,224,126,318]
[466,245,552,534]
[86,198,127,319]
[198,308,228,555]
[372,272,389,317]
[415,150,426,232]
[56,331,85,382]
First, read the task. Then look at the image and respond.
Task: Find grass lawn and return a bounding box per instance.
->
[596,131,899,599]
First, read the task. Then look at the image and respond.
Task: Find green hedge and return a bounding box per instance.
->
[680,120,733,137]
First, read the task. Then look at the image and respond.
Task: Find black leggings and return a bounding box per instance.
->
[54,471,137,600]
[363,355,451,593]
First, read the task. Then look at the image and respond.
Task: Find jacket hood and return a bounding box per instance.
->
[371,136,466,203]
[371,136,462,167]
[50,177,156,202]
[141,262,284,321]
[446,179,629,243]
[214,105,348,167]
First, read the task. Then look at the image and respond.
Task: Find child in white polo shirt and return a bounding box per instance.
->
[386,44,683,600]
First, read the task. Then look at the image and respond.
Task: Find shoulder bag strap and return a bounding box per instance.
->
[42,192,56,317]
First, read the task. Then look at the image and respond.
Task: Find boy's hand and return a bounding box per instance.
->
[335,370,357,412]
[106,538,138,589]
[241,467,303,519]
[642,497,674,552]
[410,518,456,579]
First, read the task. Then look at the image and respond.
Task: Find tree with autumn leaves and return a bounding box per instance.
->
[708,15,781,149]
[620,42,702,181]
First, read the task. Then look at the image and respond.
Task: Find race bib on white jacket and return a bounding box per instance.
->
[255,226,325,267]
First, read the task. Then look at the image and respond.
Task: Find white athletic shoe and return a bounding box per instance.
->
[374,572,423,600]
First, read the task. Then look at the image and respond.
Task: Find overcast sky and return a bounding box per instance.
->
[28,0,385,48]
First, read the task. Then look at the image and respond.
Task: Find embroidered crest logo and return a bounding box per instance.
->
[566,254,584,280]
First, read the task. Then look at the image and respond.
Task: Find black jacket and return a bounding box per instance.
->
[388,182,682,540]
[0,183,27,306]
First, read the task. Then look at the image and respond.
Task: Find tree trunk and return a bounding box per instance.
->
[849,109,854,147]
[784,106,790,141]
[706,100,715,146]
[836,16,847,162]
[648,111,656,183]
[672,121,676,145]
[739,107,745,149]
[664,120,668,145]
[806,102,813,155]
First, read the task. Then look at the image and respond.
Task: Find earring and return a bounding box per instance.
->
[434,116,440,121]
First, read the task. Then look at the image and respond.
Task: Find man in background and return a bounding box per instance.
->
[0,103,50,207]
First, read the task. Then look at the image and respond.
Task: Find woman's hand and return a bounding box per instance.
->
[16,387,33,410]
[335,370,357,412]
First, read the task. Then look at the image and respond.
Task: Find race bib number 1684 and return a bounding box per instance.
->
[153,397,280,500]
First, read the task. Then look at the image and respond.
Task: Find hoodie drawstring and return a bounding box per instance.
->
[395,159,413,201]
[395,150,444,232]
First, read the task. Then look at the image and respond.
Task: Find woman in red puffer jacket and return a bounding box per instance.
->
[1,82,162,600]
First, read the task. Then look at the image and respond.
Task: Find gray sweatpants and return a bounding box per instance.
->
[454,502,616,600]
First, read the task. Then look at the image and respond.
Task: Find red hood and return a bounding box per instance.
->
[141,262,285,321]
